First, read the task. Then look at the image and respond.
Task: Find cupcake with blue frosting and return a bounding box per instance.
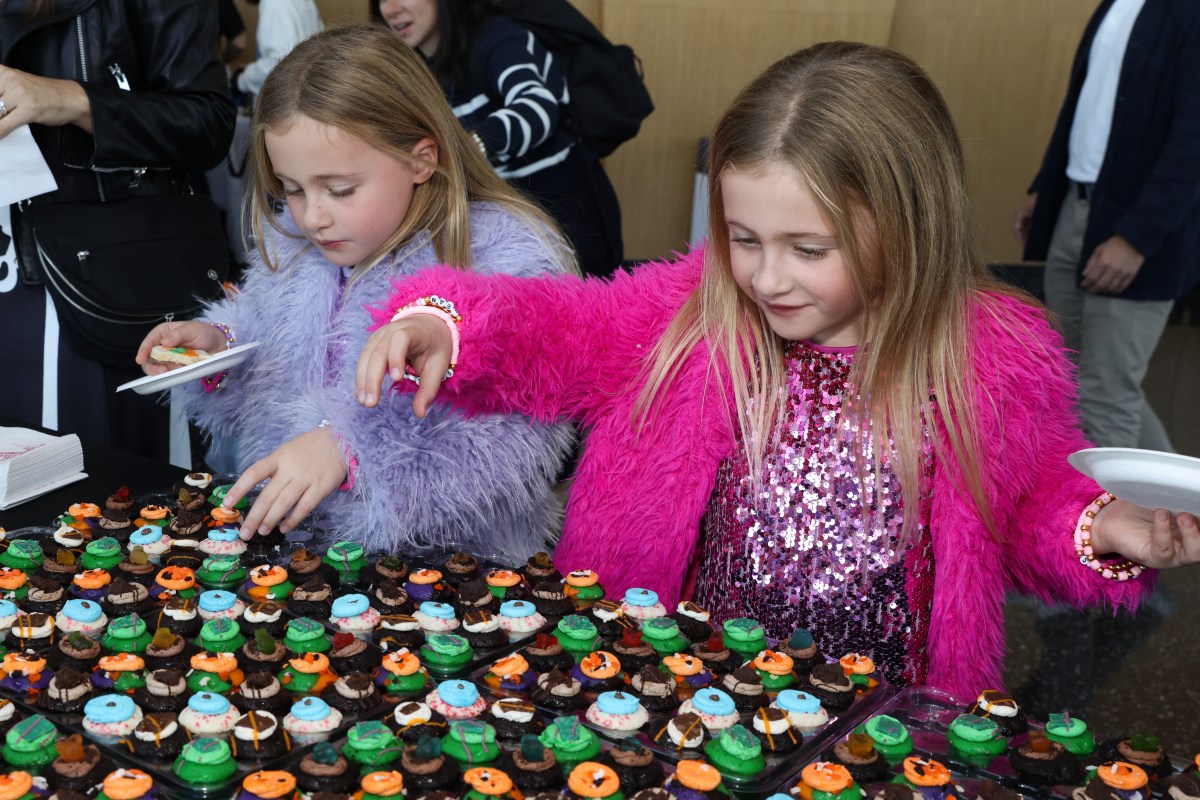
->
[427,678,489,720]
[330,594,382,639]
[773,689,829,729]
[282,696,343,745]
[678,688,740,731]
[178,691,240,737]
[197,590,246,622]
[127,526,172,563]
[586,690,650,734]
[55,599,108,639]
[198,527,246,557]
[496,600,546,636]
[619,589,666,621]
[413,602,459,634]
[81,694,144,739]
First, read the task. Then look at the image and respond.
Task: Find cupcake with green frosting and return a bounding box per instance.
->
[342,721,403,770]
[172,738,238,784]
[553,615,602,659]
[946,714,1006,763]
[538,716,602,773]
[704,724,766,777]
[441,719,501,765]
[861,715,914,760]
[283,617,331,654]
[722,618,767,659]
[198,618,247,653]
[639,617,689,655]
[195,556,247,591]
[0,541,44,572]
[1044,711,1097,756]
[81,538,124,571]
[420,633,473,672]
[100,614,153,653]
[322,542,369,585]
[3,715,60,769]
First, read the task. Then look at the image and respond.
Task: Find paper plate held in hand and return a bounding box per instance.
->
[1068,447,1200,516]
[116,341,261,395]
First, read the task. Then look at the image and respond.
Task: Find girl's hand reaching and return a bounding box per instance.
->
[219,427,348,538]
[355,315,454,416]
[135,321,226,375]
[1092,498,1200,570]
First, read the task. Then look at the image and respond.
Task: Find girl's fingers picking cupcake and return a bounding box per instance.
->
[357,314,453,413]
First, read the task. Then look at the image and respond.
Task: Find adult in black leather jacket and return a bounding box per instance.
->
[0,0,236,461]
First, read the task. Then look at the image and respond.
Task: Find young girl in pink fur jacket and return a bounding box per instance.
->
[355,43,1200,699]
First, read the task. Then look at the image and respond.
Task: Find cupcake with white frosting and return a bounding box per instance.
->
[231,710,292,760]
[178,691,241,736]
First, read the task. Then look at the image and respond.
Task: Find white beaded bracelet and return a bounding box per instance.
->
[1073,491,1145,581]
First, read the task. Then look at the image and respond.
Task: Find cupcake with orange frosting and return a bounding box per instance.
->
[562,762,622,800]
[484,569,526,601]
[562,570,605,604]
[187,651,244,694]
[375,648,429,696]
[663,760,727,800]
[242,564,294,601]
[791,762,865,800]
[91,653,146,693]
[890,757,956,800]
[69,569,111,602]
[0,569,29,603]
[148,566,198,604]
[96,769,157,800]
[571,651,624,692]
[463,766,523,800]
[0,651,53,696]
[208,505,242,530]
[357,772,406,800]
[278,652,338,694]
[236,770,297,800]
[839,653,880,693]
[59,501,102,532]
[661,653,714,694]
[485,653,539,693]
[134,505,172,530]
[753,650,798,691]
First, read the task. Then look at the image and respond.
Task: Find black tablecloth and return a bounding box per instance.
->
[0,415,176,530]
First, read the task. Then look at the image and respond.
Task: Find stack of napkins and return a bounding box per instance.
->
[0,427,87,510]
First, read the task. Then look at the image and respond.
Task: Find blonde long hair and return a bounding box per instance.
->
[246,25,575,281]
[640,41,1011,539]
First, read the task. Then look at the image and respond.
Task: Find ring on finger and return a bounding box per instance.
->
[0,99,9,119]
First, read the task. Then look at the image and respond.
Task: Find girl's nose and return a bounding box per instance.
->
[753,248,791,297]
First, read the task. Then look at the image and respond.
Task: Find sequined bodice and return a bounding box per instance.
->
[695,341,934,686]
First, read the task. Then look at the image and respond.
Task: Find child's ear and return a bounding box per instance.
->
[410,138,439,184]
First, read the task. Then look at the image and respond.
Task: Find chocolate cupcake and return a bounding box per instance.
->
[127,712,188,758]
[453,576,495,614]
[521,552,561,584]
[328,633,379,674]
[488,698,545,741]
[230,710,292,760]
[650,712,708,753]
[670,602,717,643]
[232,671,291,716]
[116,549,159,586]
[240,601,287,638]
[321,673,380,714]
[1098,735,1173,780]
[366,556,409,590]
[5,612,55,650]
[289,547,332,586]
[0,699,18,740]
[720,667,768,712]
[630,665,679,713]
[498,735,563,793]
[611,630,658,673]
[967,690,1028,737]
[289,578,335,618]
[372,580,415,616]
[48,735,112,793]
[134,669,189,713]
[598,739,665,792]
[36,548,82,587]
[55,631,101,671]
[1009,732,1086,785]
[588,600,638,642]
[391,701,449,743]
[159,543,204,573]
[690,634,743,675]
[528,670,587,711]
[443,552,480,585]
[23,576,68,615]
[827,731,889,783]
[778,628,823,675]
[807,663,855,710]
[39,668,93,713]
[154,596,202,637]
[241,630,292,673]
[398,736,463,795]
[143,629,191,671]
[373,614,426,652]
[529,580,575,620]
[751,707,802,753]
[522,633,573,672]
[297,742,359,795]
[460,610,508,649]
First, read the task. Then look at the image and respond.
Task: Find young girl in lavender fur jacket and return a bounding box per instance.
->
[135,27,573,556]
[357,43,1200,699]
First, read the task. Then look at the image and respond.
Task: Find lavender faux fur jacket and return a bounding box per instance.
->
[175,203,574,557]
[372,245,1153,700]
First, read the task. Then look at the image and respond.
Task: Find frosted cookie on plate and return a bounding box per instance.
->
[150,346,210,366]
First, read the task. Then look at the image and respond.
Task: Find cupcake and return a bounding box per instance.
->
[196,557,247,592]
[343,721,403,771]
[427,678,489,719]
[187,651,244,694]
[0,567,28,603]
[6,613,56,650]
[199,617,248,653]
[1010,731,1086,785]
[243,564,294,601]
[148,566,197,604]
[1169,759,1200,800]
[357,772,406,800]
[172,739,238,785]
[49,525,87,551]
[322,543,369,587]
[289,579,335,619]
[198,528,247,558]
[464,766,523,800]
[419,633,473,672]
[207,484,247,510]
[91,653,146,693]
[946,714,1006,763]
[116,549,159,588]
[529,581,575,620]
[0,599,17,638]
[36,548,81,588]
[48,735,112,793]
[153,597,201,637]
[366,556,409,591]
[282,617,331,654]
[321,672,379,714]
[620,589,666,622]
[134,669,189,713]
[661,653,713,695]
[296,742,358,795]
[81,694,143,739]
[392,701,449,742]
[779,628,823,674]
[1073,762,1151,800]
[374,649,430,696]
[170,487,210,535]
[373,579,416,617]
[484,570,525,601]
[0,651,54,697]
[39,668,92,713]
[808,663,856,710]
[236,771,296,800]
[278,652,338,694]
[441,719,502,766]
[230,710,292,760]
[3,715,59,771]
[81,538,124,571]
[100,579,155,618]
[552,614,601,659]
[22,577,66,615]
[704,724,766,777]
[722,617,767,659]
[860,714,913,759]
[443,552,480,584]
[460,610,508,649]
[521,553,560,584]
[690,633,746,675]
[68,568,112,604]
[240,601,287,639]
[412,601,459,635]
[0,541,44,572]
[1046,712,1098,756]
[98,487,136,536]
[282,697,343,745]
[139,628,188,671]
[596,739,663,793]
[529,670,587,711]
[497,600,547,637]
[127,527,172,563]
[640,618,689,655]
[562,570,605,604]
[453,577,494,615]
[328,632,379,674]
[892,757,955,800]
[585,690,649,734]
[374,614,426,652]
[629,664,678,713]
[537,717,601,773]
[198,589,246,621]
[485,653,539,693]
[158,543,203,573]
[720,666,768,712]
[606,630,656,674]
[232,671,291,716]
[331,594,382,638]
[96,770,158,800]
[1099,735,1172,780]
[966,690,1026,737]
[206,506,242,532]
[127,712,188,759]
[827,731,890,783]
[588,600,637,642]
[488,698,545,741]
[669,602,715,642]
[55,631,101,670]
[178,691,241,737]
[752,705,803,754]
[0,700,18,740]
[663,760,729,800]
[790,762,864,800]
[523,633,573,672]
[399,736,465,795]
[572,651,625,692]
[679,688,740,731]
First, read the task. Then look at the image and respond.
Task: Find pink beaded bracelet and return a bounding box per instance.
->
[389,295,461,384]
[1073,491,1145,581]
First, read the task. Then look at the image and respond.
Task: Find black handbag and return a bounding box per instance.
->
[22,192,230,368]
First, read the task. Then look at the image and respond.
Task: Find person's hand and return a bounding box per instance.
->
[1092,498,1200,570]
[355,315,453,416]
[1013,192,1038,248]
[135,321,228,375]
[1080,235,1144,295]
[0,65,93,139]
[221,427,347,537]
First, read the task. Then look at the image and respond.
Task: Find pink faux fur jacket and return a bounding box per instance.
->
[371,246,1153,699]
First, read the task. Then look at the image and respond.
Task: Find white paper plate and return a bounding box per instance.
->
[116,341,261,395]
[1068,447,1200,516]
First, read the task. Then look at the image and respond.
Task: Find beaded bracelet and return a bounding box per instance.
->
[210,322,236,350]
[1073,491,1145,581]
[389,295,462,384]
[201,322,237,393]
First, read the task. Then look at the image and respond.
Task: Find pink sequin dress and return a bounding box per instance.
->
[695,340,935,686]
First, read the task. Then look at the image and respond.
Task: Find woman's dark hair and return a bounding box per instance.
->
[369,0,496,88]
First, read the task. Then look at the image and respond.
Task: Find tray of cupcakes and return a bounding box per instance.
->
[769,685,1199,800]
